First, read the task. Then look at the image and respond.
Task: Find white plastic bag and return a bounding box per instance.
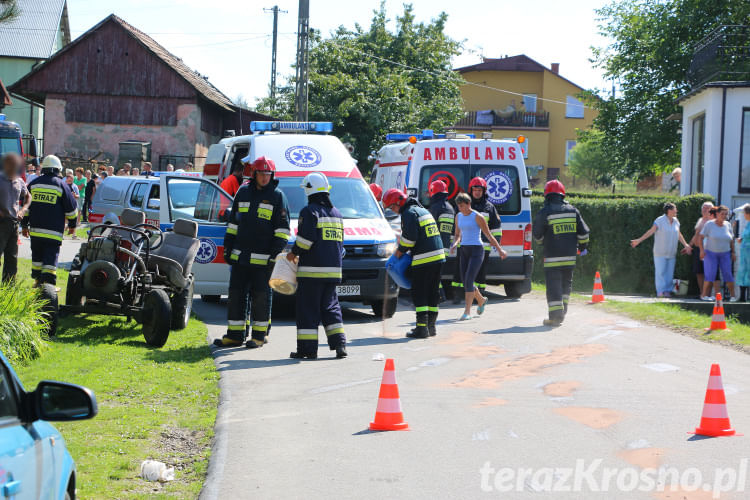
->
[140,460,175,482]
[269,252,298,295]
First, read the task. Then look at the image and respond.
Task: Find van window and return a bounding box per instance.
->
[418,165,468,206]
[129,183,148,208]
[166,177,231,223]
[98,181,124,201]
[471,165,521,215]
[277,178,382,219]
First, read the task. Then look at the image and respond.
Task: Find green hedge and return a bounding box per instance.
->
[530,193,714,295]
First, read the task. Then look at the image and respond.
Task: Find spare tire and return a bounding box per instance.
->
[142,289,171,347]
[39,283,58,337]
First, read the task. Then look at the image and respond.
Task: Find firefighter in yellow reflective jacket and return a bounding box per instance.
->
[21,155,77,286]
[286,172,347,360]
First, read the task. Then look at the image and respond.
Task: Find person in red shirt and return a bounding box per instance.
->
[220,162,245,196]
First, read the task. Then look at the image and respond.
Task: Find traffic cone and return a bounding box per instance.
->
[694,364,736,437]
[706,293,729,332]
[590,271,605,303]
[369,358,409,431]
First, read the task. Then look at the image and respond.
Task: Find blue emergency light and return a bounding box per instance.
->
[250,121,333,133]
[385,129,476,141]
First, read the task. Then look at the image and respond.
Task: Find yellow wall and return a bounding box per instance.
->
[458,66,597,179]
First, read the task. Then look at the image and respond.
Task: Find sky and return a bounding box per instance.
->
[66,0,613,107]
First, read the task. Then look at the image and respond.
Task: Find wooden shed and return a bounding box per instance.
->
[10,14,271,168]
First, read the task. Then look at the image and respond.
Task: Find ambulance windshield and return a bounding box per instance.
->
[277,177,383,220]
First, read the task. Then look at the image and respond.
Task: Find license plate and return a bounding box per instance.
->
[336,284,360,296]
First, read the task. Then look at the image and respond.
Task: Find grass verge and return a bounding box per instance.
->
[11,259,219,499]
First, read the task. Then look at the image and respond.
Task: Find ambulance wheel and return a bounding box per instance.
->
[201,294,221,304]
[171,280,194,330]
[142,289,171,347]
[65,271,84,307]
[504,281,525,299]
[39,283,59,337]
[371,298,397,319]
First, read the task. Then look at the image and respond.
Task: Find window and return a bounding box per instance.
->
[277,178,383,219]
[471,165,521,215]
[129,183,148,208]
[739,109,750,192]
[417,165,469,207]
[565,95,585,118]
[565,140,577,165]
[0,137,22,155]
[166,178,232,223]
[0,363,19,420]
[691,115,705,193]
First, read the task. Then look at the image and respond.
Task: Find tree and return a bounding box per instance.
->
[590,0,750,179]
[568,128,615,186]
[257,3,464,170]
[0,0,19,24]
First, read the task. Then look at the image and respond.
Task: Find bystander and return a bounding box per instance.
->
[0,153,31,281]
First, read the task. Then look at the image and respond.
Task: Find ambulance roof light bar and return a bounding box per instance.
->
[250,121,333,134]
[385,129,476,142]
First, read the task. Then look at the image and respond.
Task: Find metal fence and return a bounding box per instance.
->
[455,110,550,129]
[687,25,750,87]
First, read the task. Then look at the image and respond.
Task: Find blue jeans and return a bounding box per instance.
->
[653,256,676,295]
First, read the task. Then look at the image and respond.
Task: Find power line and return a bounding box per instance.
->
[171,34,272,49]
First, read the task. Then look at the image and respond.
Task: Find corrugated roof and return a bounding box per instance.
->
[112,15,234,111]
[0,0,69,59]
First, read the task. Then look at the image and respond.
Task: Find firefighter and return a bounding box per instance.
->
[21,155,77,286]
[533,180,590,326]
[469,177,503,296]
[383,188,445,338]
[428,180,455,298]
[369,183,383,202]
[215,156,290,348]
[286,172,347,360]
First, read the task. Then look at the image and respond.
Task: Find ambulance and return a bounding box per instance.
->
[194,121,399,316]
[371,130,534,298]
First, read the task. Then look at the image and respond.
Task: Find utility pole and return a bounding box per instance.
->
[264,5,286,111]
[294,0,310,122]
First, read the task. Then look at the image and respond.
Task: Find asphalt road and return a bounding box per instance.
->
[194,289,750,500]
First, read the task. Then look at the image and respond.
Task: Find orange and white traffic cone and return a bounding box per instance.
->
[694,364,736,437]
[590,271,605,304]
[369,358,409,431]
[706,293,729,332]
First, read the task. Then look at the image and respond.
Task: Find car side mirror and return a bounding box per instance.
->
[147,199,160,210]
[34,381,98,422]
[28,136,38,158]
[221,207,232,223]
[522,188,533,198]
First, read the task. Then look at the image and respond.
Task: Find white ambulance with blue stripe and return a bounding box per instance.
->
[372,130,534,297]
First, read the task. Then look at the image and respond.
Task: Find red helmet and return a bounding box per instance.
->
[469,177,487,190]
[382,188,408,209]
[251,156,276,174]
[429,180,448,196]
[369,183,383,201]
[544,179,566,196]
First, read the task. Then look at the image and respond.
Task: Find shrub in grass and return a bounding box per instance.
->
[0,281,48,363]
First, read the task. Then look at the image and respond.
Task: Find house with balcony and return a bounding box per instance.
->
[454,55,597,184]
[678,25,750,208]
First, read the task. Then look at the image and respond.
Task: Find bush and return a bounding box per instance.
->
[531,193,714,294]
[0,281,49,364]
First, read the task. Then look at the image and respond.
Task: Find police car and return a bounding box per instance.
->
[91,122,400,316]
[206,121,399,316]
[372,130,534,297]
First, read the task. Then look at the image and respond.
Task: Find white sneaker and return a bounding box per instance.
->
[730,296,739,302]
[700,296,714,302]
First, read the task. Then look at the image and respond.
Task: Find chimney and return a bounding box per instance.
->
[551,63,560,74]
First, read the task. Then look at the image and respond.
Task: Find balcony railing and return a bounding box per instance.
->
[687,25,750,87]
[456,109,550,129]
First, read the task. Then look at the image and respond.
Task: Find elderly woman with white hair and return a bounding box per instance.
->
[690,201,715,298]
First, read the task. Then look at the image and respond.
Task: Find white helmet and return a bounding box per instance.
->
[301,172,330,197]
[41,155,63,173]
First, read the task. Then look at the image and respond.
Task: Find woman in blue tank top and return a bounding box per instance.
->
[452,193,507,320]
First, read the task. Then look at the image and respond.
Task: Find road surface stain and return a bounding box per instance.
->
[618,447,665,469]
[472,397,508,408]
[450,344,607,389]
[553,407,624,429]
[439,330,477,345]
[654,489,717,500]
[543,381,581,397]
[450,345,506,359]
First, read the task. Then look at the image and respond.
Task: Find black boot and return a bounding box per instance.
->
[290,351,317,359]
[246,338,264,349]
[336,346,348,358]
[213,333,244,347]
[427,311,438,337]
[406,325,429,338]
